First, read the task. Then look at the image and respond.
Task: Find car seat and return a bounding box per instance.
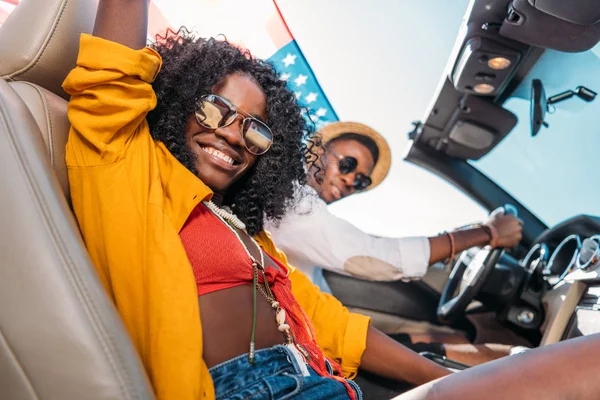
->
[0,0,154,398]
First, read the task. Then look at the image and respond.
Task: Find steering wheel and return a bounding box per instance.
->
[437,205,517,324]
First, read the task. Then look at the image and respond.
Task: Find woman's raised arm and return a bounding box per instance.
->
[93,0,149,49]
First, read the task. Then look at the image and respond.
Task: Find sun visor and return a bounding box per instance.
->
[532,0,600,26]
[416,95,517,160]
[500,0,600,53]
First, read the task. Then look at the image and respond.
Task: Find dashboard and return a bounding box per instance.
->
[466,215,600,346]
[517,215,600,345]
[523,215,600,283]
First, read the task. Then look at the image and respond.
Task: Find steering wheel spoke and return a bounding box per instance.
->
[437,205,519,324]
[439,296,459,316]
[438,247,505,324]
[437,205,518,324]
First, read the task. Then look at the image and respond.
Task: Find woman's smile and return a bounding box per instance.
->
[200,146,235,166]
[185,73,266,193]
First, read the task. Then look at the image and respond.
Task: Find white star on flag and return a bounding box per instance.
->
[305,92,318,103]
[294,74,308,87]
[316,108,328,117]
[295,92,302,99]
[280,72,291,81]
[310,115,319,122]
[282,53,297,67]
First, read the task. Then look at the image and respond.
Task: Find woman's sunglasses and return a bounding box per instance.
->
[335,153,372,191]
[195,94,273,155]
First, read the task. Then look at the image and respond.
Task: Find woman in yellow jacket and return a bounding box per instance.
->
[63,1,450,399]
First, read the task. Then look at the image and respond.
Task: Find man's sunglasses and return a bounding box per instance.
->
[195,94,273,155]
[335,153,372,191]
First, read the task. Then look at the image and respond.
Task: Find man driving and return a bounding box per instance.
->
[265,121,525,365]
[266,121,523,289]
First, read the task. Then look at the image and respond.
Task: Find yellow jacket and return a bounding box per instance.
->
[63,34,370,400]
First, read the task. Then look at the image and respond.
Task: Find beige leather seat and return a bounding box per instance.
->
[0,0,154,398]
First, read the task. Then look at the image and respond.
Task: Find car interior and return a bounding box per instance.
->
[1,0,600,399]
[0,0,154,398]
[325,0,600,396]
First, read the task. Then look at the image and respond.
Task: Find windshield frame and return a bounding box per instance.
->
[405,143,547,245]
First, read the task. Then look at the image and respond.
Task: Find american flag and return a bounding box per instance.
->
[267,2,338,129]
[271,34,339,130]
[147,0,339,129]
[1,0,338,129]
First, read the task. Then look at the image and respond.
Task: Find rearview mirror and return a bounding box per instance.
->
[530,79,548,137]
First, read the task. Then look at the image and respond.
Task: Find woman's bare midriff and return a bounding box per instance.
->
[199,285,286,368]
[200,232,288,368]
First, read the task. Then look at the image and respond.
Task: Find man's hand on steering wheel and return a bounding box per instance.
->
[437,205,523,324]
[485,211,523,249]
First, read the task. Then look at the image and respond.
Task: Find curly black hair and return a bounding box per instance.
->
[147,29,320,235]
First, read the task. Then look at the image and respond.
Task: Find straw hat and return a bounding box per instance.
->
[317,121,391,190]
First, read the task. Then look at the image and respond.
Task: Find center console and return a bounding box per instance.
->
[563,285,600,339]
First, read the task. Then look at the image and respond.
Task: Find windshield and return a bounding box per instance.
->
[470,43,600,227]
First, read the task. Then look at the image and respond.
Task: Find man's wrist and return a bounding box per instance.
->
[480,224,499,247]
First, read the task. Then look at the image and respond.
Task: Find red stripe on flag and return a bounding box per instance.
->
[148,1,173,39]
[265,12,292,49]
[1,0,19,5]
[266,0,293,48]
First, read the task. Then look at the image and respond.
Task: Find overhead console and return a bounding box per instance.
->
[407,0,600,162]
[500,0,600,53]
[408,0,534,161]
[413,88,517,160]
[451,36,522,97]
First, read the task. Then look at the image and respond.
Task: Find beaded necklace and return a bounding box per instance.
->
[204,200,246,230]
[202,201,302,364]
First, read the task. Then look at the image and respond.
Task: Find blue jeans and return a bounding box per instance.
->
[209,345,362,399]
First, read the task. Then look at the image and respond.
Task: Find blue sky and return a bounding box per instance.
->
[278,0,488,236]
[473,44,600,227]
[2,0,490,237]
[151,0,490,236]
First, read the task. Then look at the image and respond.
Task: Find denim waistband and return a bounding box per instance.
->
[208,345,302,378]
[208,345,362,400]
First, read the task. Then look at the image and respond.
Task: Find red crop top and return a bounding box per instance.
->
[179,203,286,296]
[179,203,357,399]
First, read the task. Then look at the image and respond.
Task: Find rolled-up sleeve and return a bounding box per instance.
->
[62,34,161,166]
[267,189,431,281]
[255,231,371,379]
[288,267,371,378]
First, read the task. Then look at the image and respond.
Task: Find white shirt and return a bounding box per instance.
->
[265,185,431,288]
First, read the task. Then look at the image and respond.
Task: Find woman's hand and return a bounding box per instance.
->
[359,327,452,386]
[93,0,149,49]
[485,213,523,248]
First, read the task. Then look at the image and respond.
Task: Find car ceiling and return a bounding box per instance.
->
[408,0,600,162]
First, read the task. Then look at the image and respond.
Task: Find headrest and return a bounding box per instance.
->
[9,81,71,200]
[0,0,98,100]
